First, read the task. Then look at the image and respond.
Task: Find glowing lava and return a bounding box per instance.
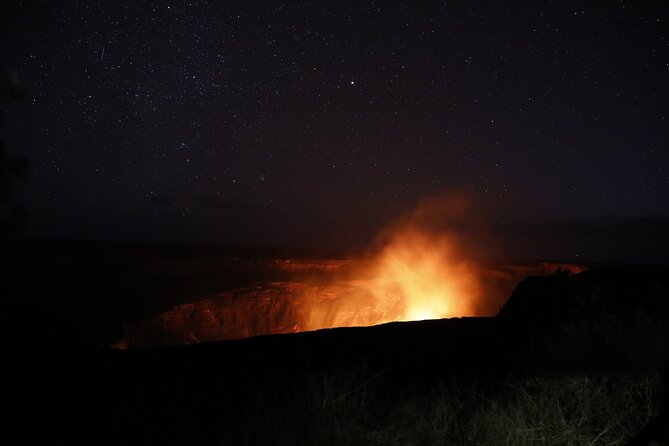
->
[370,226,480,323]
[299,194,485,331]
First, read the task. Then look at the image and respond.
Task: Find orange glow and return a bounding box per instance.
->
[296,225,481,332]
[371,228,480,322]
[297,194,484,331]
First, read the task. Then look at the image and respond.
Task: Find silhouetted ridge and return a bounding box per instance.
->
[497,268,669,369]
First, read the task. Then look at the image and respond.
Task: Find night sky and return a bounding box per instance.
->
[1,1,668,260]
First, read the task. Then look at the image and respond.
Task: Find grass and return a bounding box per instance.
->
[208,369,662,446]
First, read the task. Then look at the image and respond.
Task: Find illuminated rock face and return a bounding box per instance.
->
[121,261,582,348]
[123,281,405,347]
[125,284,300,347]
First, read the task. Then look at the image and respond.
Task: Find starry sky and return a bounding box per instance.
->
[1,1,668,260]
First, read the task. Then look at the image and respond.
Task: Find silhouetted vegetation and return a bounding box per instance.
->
[94,362,661,445]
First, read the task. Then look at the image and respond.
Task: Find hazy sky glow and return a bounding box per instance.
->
[1,1,668,258]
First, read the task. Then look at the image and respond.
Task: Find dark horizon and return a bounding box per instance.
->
[7,215,669,266]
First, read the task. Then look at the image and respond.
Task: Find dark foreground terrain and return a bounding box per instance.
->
[1,241,668,445]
